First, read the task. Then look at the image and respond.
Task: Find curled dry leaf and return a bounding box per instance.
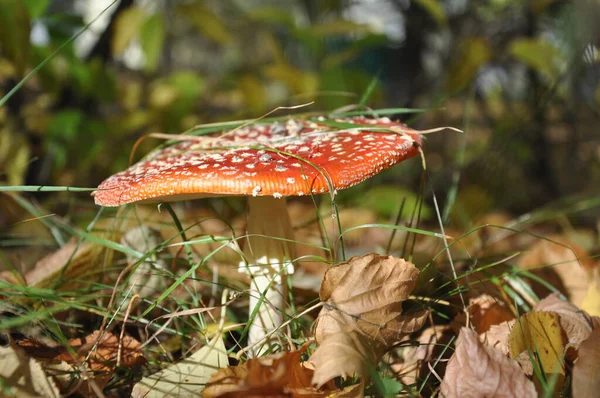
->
[534,293,596,349]
[572,328,600,398]
[314,254,428,347]
[204,346,361,397]
[480,319,516,356]
[309,331,375,390]
[454,294,515,334]
[440,328,537,398]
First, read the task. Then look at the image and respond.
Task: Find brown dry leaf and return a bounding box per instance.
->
[572,328,600,398]
[508,311,564,375]
[518,236,596,307]
[204,346,361,397]
[310,331,375,390]
[440,328,536,398]
[0,344,61,398]
[454,294,515,334]
[481,319,516,356]
[19,330,145,393]
[25,238,105,289]
[314,254,428,347]
[534,293,596,349]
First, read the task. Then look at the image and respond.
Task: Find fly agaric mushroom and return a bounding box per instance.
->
[93,116,422,356]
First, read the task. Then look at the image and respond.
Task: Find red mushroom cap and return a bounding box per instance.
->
[93,117,422,206]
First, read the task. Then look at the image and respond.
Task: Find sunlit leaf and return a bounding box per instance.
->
[310,331,372,391]
[441,328,536,398]
[132,336,227,397]
[112,6,146,56]
[141,13,165,73]
[508,311,564,375]
[315,254,428,346]
[508,38,563,80]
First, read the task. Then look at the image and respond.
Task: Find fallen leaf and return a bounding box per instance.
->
[534,293,595,349]
[310,331,375,390]
[454,294,515,333]
[518,236,595,307]
[508,311,564,375]
[440,328,536,398]
[0,344,60,398]
[572,329,600,398]
[204,345,361,397]
[19,330,145,393]
[581,268,600,317]
[132,335,227,398]
[314,254,428,347]
[481,319,516,356]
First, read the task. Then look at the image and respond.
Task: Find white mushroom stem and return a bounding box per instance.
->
[240,196,295,357]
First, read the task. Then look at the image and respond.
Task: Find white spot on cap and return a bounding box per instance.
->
[273,192,283,198]
[286,177,295,184]
[252,186,261,196]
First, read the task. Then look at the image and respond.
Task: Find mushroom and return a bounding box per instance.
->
[93,116,421,356]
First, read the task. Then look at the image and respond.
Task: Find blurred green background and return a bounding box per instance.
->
[1,0,599,221]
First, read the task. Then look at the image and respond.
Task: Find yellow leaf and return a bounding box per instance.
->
[534,293,596,348]
[581,272,600,317]
[508,38,563,80]
[509,311,564,375]
[112,7,146,56]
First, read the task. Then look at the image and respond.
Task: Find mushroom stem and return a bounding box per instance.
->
[242,196,296,356]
